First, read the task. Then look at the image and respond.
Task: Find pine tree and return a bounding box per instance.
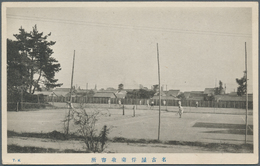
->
[236,71,247,96]
[11,25,62,94]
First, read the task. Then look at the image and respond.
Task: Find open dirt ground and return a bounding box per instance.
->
[7,103,253,153]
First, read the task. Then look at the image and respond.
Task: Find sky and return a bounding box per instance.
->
[5,3,255,93]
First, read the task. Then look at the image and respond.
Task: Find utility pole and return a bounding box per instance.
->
[166,84,168,111]
[157,43,161,140]
[245,42,248,144]
[67,50,76,135]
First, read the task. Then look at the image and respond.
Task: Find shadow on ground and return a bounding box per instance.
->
[193,122,253,135]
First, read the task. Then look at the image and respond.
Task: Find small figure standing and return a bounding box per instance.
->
[196,101,198,108]
[178,105,184,118]
[118,99,121,106]
[147,99,150,107]
[108,99,111,108]
[178,100,181,106]
[133,105,136,117]
[163,100,166,106]
[150,101,154,109]
[178,101,183,118]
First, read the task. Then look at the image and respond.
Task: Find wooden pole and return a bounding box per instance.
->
[67,50,76,135]
[245,42,248,144]
[21,88,23,110]
[166,84,168,111]
[157,43,161,140]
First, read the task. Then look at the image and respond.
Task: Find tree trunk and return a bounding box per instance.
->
[32,69,42,94]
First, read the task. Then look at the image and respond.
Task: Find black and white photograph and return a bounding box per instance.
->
[2,2,258,164]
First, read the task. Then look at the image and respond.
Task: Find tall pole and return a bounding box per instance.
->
[166,84,168,111]
[157,43,161,140]
[245,42,248,144]
[67,50,76,135]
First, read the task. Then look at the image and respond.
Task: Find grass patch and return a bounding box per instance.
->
[8,131,253,153]
[8,130,83,141]
[8,144,89,153]
[111,137,253,153]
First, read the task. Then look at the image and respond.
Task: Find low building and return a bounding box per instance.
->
[52,88,72,97]
[204,88,215,96]
[93,91,116,98]
[114,90,127,99]
[165,90,180,97]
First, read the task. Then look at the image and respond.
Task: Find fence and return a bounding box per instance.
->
[45,96,253,110]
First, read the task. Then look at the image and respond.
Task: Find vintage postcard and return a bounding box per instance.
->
[2,2,259,164]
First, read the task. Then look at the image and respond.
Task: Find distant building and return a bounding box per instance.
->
[165,90,180,97]
[183,91,204,101]
[53,88,72,97]
[215,94,253,102]
[204,88,215,96]
[34,90,54,96]
[93,91,116,98]
[114,90,127,99]
[228,92,238,96]
[183,92,191,99]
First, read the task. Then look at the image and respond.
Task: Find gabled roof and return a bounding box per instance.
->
[93,92,116,98]
[166,90,180,97]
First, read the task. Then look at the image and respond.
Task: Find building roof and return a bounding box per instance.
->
[53,88,71,92]
[98,90,117,93]
[190,91,205,98]
[54,91,70,97]
[215,94,253,102]
[154,91,167,96]
[166,90,180,97]
[183,92,191,98]
[204,88,215,95]
[93,92,116,98]
[114,90,127,99]
[228,92,238,96]
[186,96,204,101]
[34,91,53,96]
[191,91,204,94]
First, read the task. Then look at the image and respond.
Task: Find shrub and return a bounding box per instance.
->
[63,105,109,153]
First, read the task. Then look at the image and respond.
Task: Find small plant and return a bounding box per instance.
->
[63,104,109,153]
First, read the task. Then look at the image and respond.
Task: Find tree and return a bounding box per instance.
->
[63,106,110,152]
[177,93,186,100]
[214,80,224,95]
[118,83,124,92]
[126,89,155,99]
[10,25,62,94]
[7,39,30,103]
[152,84,159,92]
[236,71,247,96]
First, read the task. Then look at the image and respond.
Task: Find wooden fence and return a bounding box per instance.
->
[45,96,253,110]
